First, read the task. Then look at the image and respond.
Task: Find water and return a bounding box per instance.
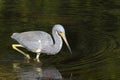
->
[0,0,120,80]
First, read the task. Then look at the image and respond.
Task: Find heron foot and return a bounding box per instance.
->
[33,52,41,63]
[33,58,41,63]
[25,54,31,60]
[24,54,31,63]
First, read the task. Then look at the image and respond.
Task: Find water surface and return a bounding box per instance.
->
[0,0,120,80]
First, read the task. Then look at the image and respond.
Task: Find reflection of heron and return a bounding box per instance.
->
[13,62,63,80]
[11,24,72,62]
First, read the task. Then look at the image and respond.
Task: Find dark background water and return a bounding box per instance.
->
[0,0,120,80]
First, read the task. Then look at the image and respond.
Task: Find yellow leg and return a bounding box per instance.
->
[36,53,41,62]
[12,44,31,60]
[33,53,41,62]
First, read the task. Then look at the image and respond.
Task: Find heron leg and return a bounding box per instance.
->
[34,53,41,62]
[12,44,31,60]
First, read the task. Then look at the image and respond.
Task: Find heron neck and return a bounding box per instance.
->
[51,30,63,54]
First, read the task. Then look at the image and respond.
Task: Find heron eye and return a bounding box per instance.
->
[59,32,62,34]
[57,31,62,35]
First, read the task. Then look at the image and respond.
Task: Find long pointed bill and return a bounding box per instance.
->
[59,32,72,54]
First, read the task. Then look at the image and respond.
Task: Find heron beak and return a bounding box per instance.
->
[59,32,72,54]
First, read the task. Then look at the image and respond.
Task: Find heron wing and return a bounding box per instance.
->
[14,31,53,52]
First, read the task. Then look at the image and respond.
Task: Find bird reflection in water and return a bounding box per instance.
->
[13,62,63,80]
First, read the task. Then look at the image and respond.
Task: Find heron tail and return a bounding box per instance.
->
[11,33,19,39]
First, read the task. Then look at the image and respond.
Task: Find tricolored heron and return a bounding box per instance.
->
[11,24,72,62]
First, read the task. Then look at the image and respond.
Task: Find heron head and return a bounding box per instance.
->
[53,24,65,33]
[53,24,72,54]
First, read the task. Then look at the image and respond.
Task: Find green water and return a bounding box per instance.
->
[0,0,120,80]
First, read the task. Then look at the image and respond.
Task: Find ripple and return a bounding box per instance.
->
[58,31,120,80]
